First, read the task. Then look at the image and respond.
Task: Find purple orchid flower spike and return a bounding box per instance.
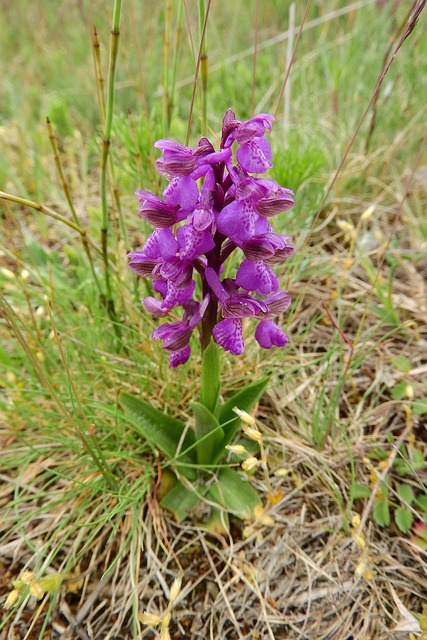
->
[128,109,295,366]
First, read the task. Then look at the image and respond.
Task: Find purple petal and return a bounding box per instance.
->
[152,321,192,351]
[235,114,274,144]
[177,225,215,260]
[192,207,214,232]
[223,294,267,318]
[217,200,257,242]
[255,319,288,349]
[160,257,193,288]
[205,268,228,304]
[127,252,159,277]
[256,192,295,217]
[161,280,196,309]
[164,176,200,210]
[170,346,191,367]
[188,294,210,329]
[213,318,244,355]
[154,139,195,177]
[236,137,273,174]
[263,291,292,316]
[235,260,279,295]
[142,297,169,317]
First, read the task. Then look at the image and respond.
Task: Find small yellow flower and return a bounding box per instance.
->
[352,532,366,551]
[20,571,36,585]
[138,611,162,626]
[242,425,262,443]
[360,204,375,221]
[241,457,259,471]
[274,467,289,477]
[351,514,361,528]
[29,582,45,600]
[6,371,16,384]
[20,269,31,281]
[225,444,247,455]
[168,573,182,604]
[1,267,15,280]
[233,407,256,425]
[3,590,19,610]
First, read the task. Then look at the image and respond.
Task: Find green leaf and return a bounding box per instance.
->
[208,467,261,519]
[413,399,427,415]
[391,355,411,373]
[200,341,221,415]
[394,507,413,533]
[214,376,270,463]
[160,482,200,522]
[352,483,371,499]
[396,483,415,505]
[120,392,196,479]
[373,497,390,527]
[411,448,426,471]
[191,401,224,466]
[391,382,408,401]
[416,495,427,512]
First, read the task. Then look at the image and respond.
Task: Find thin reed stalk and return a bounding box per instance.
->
[0,191,97,252]
[199,0,208,135]
[46,117,102,296]
[169,0,184,127]
[163,0,173,133]
[274,0,312,119]
[100,0,123,324]
[250,0,260,117]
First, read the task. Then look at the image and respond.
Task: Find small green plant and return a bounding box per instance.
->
[354,441,427,533]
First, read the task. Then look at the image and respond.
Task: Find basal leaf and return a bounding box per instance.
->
[120,392,196,479]
[160,481,200,522]
[213,376,270,463]
[208,467,261,519]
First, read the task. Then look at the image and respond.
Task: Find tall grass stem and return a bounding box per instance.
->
[186,0,212,145]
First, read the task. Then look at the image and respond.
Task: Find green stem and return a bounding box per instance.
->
[200,340,221,416]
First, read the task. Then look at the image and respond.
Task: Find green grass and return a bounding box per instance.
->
[1,1,427,638]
